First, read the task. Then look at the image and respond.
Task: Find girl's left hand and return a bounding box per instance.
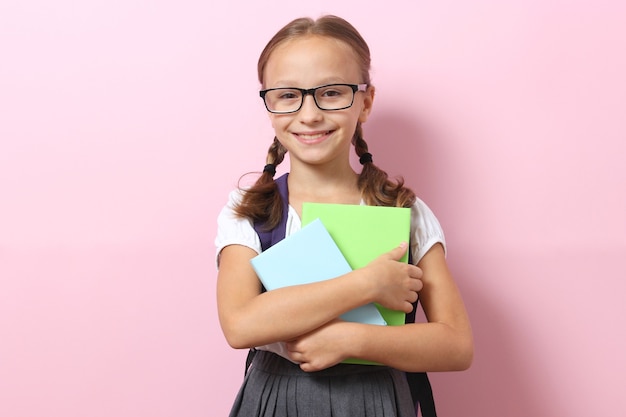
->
[285,319,355,372]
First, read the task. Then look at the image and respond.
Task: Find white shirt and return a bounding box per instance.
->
[215,189,446,265]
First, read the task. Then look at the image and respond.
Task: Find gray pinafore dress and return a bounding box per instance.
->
[229,350,415,417]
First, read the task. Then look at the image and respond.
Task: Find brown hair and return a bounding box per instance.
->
[234,15,416,229]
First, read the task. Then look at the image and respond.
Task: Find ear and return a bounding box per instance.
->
[358,85,375,123]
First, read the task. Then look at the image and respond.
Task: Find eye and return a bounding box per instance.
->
[318,85,350,99]
[320,88,344,98]
[276,89,300,100]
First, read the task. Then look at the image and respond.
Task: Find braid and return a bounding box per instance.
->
[352,123,369,156]
[353,123,416,208]
[233,137,289,230]
[268,137,288,167]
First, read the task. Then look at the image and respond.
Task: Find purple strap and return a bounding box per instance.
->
[254,172,289,252]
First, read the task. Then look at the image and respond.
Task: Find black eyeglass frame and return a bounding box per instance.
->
[259,83,368,114]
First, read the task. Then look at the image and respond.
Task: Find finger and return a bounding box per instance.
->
[410,265,424,279]
[400,291,419,312]
[285,341,300,354]
[385,242,409,261]
[409,278,424,292]
[402,300,414,313]
[287,349,303,363]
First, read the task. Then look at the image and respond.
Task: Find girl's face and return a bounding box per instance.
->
[263,35,374,170]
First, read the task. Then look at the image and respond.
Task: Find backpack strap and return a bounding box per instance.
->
[245,173,289,375]
[405,250,437,417]
[247,172,436,417]
[254,173,290,252]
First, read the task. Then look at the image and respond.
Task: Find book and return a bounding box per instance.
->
[302,203,411,365]
[249,218,386,325]
[301,203,412,327]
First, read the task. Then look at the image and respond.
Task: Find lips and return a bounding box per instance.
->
[294,130,333,143]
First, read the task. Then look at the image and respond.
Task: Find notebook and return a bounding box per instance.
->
[250,218,386,325]
[301,203,412,327]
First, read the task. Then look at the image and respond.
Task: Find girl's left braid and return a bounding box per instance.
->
[352,123,369,158]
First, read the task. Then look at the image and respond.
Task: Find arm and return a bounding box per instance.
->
[216,242,423,349]
[286,243,473,372]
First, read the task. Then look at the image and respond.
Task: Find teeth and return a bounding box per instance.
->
[298,132,328,140]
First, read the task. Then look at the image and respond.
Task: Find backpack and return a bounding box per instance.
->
[246,173,437,417]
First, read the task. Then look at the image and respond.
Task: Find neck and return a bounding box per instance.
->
[287,163,361,209]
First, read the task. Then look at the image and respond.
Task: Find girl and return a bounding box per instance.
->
[215,15,473,417]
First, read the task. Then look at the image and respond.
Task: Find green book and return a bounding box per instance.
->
[301,203,412,365]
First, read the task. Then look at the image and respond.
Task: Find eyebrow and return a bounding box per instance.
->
[267,78,351,88]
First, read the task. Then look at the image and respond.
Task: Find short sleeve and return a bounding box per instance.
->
[214,189,262,267]
[410,197,446,264]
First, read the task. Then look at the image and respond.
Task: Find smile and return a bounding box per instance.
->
[294,130,333,142]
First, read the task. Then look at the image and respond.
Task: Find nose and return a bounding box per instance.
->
[298,94,323,122]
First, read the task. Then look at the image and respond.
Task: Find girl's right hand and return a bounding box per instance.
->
[363,242,423,313]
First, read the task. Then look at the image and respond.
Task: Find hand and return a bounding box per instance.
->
[364,242,423,313]
[286,319,354,372]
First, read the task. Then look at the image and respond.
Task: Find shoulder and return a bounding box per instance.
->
[214,189,261,266]
[409,197,446,264]
[411,197,443,232]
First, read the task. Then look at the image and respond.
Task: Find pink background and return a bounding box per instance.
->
[1,1,625,416]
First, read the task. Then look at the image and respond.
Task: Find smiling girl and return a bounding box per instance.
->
[215,15,473,417]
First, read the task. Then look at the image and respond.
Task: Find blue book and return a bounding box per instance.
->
[250,218,386,325]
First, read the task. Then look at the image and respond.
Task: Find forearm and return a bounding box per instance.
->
[220,269,374,349]
[218,242,421,351]
[349,321,474,372]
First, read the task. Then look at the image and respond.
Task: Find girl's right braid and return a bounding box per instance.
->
[256,137,288,229]
[262,137,287,180]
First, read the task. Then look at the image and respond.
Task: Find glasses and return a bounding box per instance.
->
[259,83,368,114]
